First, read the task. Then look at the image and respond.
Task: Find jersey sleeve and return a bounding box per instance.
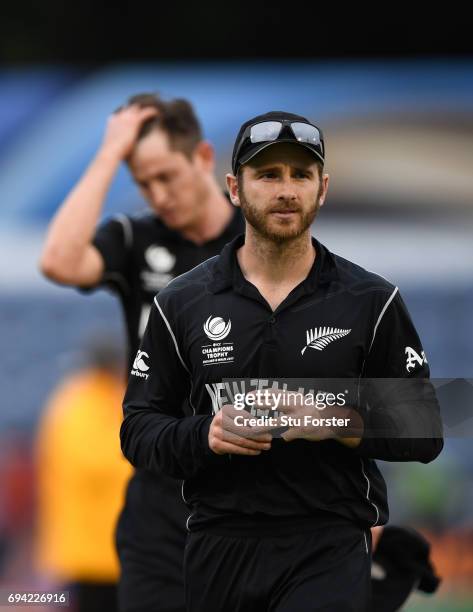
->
[353,288,443,463]
[120,296,215,479]
[86,215,133,295]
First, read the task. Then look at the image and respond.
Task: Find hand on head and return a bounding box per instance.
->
[101,104,159,160]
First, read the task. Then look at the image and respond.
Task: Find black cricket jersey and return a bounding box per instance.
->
[91,206,244,368]
[86,204,244,591]
[121,234,443,534]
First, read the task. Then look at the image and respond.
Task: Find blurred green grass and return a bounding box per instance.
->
[406,593,473,611]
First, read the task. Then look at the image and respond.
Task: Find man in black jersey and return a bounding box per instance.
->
[40,93,243,612]
[120,111,443,611]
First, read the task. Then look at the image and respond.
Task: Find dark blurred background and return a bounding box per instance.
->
[1,2,472,62]
[0,4,472,611]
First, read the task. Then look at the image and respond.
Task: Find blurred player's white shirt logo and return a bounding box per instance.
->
[203,316,232,341]
[145,246,176,272]
[301,327,351,355]
[131,350,150,379]
[405,346,428,372]
[141,246,176,292]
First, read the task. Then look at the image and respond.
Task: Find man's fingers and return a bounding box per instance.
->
[271,402,300,415]
[221,407,277,438]
[281,428,298,442]
[209,409,275,455]
[112,104,159,122]
[220,428,271,451]
[249,432,273,442]
[125,104,159,117]
[210,411,272,451]
[212,441,263,456]
[371,526,384,551]
[137,106,159,120]
[222,414,274,439]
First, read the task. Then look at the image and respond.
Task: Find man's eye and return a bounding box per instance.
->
[294,172,309,179]
[260,172,276,178]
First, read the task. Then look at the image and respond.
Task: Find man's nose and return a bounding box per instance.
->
[149,183,168,207]
[276,177,297,200]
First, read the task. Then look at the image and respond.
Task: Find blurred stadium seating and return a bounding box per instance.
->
[0,61,472,610]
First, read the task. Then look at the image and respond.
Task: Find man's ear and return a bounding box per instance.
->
[226,173,240,207]
[319,172,330,207]
[193,140,215,171]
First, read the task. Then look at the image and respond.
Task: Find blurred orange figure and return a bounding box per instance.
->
[34,339,131,611]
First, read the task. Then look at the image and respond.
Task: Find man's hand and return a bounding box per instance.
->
[39,103,159,288]
[100,104,159,161]
[371,525,384,552]
[280,403,363,446]
[278,400,335,443]
[208,405,273,456]
[258,391,363,446]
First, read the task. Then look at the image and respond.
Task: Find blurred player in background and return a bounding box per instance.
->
[39,94,243,612]
[35,336,131,612]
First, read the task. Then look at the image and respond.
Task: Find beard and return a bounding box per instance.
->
[239,187,322,244]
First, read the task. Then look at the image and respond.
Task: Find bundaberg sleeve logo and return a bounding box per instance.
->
[301,327,351,355]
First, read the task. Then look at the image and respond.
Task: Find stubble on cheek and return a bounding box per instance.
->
[239,186,322,242]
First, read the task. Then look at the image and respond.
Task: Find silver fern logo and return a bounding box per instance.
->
[301,327,351,355]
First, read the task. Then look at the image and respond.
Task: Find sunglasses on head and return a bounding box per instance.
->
[236,120,324,164]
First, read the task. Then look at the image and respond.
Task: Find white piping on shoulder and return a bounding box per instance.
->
[185,512,194,532]
[155,297,197,524]
[181,481,193,531]
[181,480,188,504]
[153,296,197,416]
[360,458,380,527]
[154,296,190,373]
[357,287,399,528]
[115,214,133,249]
[368,286,398,354]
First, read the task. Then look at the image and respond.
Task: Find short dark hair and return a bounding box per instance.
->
[126,92,203,158]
